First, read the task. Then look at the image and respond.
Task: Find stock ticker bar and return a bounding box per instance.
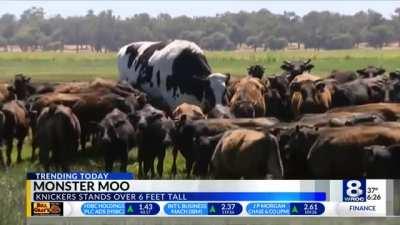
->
[26,173,392,217]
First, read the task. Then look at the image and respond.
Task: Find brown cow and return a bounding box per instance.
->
[290,73,321,84]
[229,77,268,118]
[172,103,205,121]
[0,83,14,102]
[211,129,284,179]
[289,80,331,117]
[307,122,400,179]
[0,100,29,166]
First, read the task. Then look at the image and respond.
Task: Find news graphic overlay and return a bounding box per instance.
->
[26,173,389,217]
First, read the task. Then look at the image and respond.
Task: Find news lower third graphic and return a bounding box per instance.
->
[26,173,389,217]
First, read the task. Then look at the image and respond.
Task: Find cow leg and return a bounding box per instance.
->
[156,147,166,178]
[16,137,25,163]
[137,147,143,178]
[31,131,37,162]
[104,150,114,172]
[39,147,50,172]
[171,146,178,177]
[185,159,194,178]
[120,148,128,172]
[0,149,5,169]
[143,159,152,179]
[5,138,13,166]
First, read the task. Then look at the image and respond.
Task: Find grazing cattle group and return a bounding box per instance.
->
[1,39,400,179]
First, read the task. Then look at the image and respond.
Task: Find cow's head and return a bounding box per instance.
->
[357,66,385,78]
[13,74,34,100]
[247,65,265,79]
[387,71,400,102]
[94,109,129,144]
[281,59,314,81]
[290,80,332,117]
[129,104,173,146]
[202,73,230,112]
[229,76,267,118]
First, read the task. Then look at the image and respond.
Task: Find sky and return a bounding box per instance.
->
[0,1,399,18]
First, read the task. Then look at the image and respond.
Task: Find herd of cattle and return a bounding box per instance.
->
[1,40,400,179]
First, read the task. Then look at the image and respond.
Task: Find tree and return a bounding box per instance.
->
[324,33,354,49]
[246,35,261,51]
[266,36,288,50]
[200,32,234,50]
[365,25,394,48]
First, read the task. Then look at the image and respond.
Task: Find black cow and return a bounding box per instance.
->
[131,104,174,178]
[36,104,81,171]
[280,59,314,82]
[266,74,291,120]
[357,66,385,78]
[327,70,358,83]
[95,109,136,172]
[332,76,388,107]
[247,65,265,79]
[364,145,400,179]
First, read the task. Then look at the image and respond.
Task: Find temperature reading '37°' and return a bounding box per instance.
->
[367,187,381,201]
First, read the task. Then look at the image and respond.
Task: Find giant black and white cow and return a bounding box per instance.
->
[118,40,230,113]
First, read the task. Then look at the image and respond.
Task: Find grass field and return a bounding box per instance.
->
[0,49,399,224]
[0,49,400,82]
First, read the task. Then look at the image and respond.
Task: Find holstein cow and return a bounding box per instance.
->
[35,104,81,171]
[280,59,314,82]
[229,76,268,118]
[357,66,385,78]
[211,129,284,179]
[118,40,230,114]
[1,100,29,166]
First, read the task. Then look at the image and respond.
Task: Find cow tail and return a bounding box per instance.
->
[266,134,285,179]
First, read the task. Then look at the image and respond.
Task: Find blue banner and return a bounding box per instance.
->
[27,173,134,180]
[33,192,326,202]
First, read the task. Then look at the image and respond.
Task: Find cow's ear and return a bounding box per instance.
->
[280,64,291,71]
[136,93,147,108]
[390,71,400,80]
[304,64,314,72]
[356,69,365,75]
[315,82,326,92]
[378,67,386,75]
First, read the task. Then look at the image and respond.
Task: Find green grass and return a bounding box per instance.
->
[1,49,400,82]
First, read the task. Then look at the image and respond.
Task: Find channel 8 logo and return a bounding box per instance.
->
[342,179,366,202]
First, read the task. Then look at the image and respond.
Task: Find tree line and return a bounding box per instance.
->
[0,7,400,52]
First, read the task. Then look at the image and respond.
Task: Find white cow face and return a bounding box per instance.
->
[204,73,230,109]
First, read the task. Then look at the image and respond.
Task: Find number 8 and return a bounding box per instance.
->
[346,180,363,197]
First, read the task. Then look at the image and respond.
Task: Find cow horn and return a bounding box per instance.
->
[283,60,292,65]
[304,59,311,64]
